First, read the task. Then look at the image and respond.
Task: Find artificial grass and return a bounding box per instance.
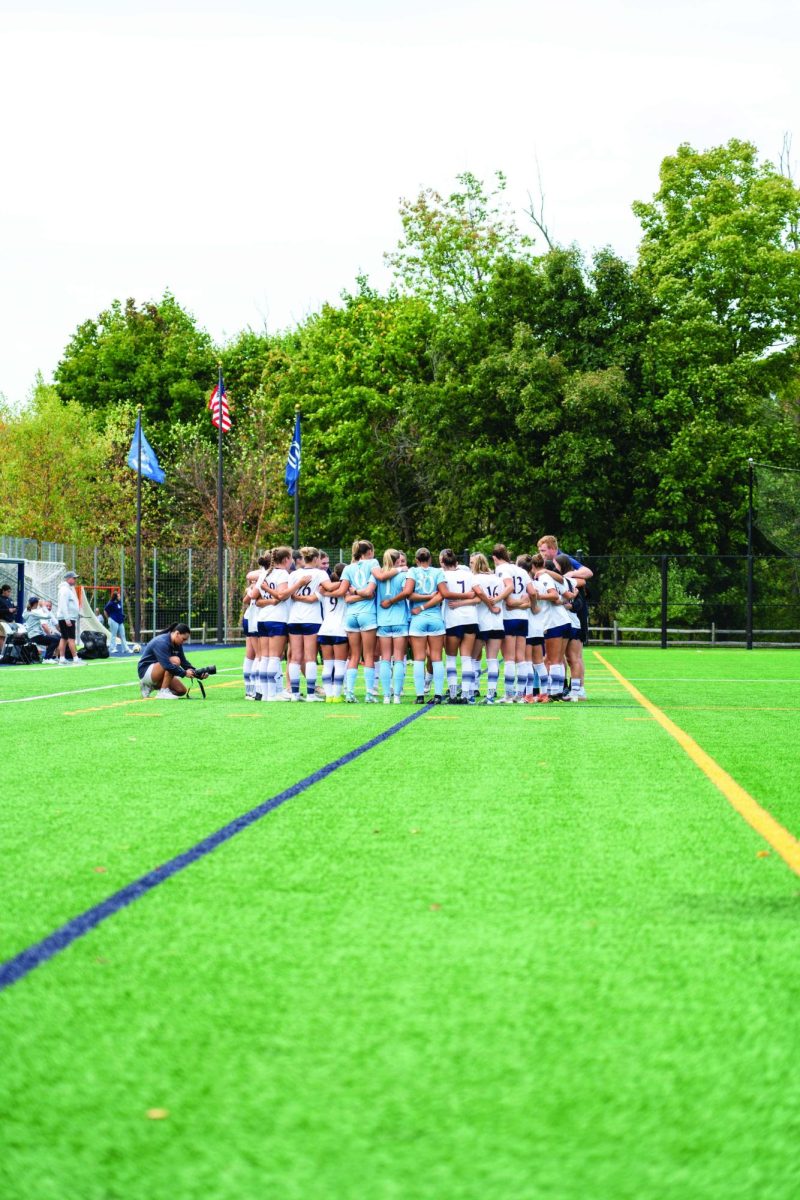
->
[1,649,799,1199]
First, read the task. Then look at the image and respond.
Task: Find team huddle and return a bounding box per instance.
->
[241,537,592,705]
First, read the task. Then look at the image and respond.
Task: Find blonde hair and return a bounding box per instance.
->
[382,548,402,569]
[351,539,374,562]
[299,546,319,565]
[266,545,293,576]
[470,552,490,574]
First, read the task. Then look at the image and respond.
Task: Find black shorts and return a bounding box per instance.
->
[58,619,75,638]
[447,623,479,639]
[477,628,504,642]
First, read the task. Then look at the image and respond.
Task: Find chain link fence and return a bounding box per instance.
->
[3,538,799,646]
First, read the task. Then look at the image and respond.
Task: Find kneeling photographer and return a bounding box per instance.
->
[138,623,215,700]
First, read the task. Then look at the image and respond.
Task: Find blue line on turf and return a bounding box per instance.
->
[0,704,433,993]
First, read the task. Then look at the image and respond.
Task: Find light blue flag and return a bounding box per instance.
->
[285,412,301,496]
[127,416,166,484]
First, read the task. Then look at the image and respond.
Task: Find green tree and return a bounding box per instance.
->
[54,293,217,432]
[0,378,140,544]
[386,172,529,308]
[630,139,800,552]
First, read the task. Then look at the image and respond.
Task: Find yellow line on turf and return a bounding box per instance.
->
[593,651,800,876]
[64,699,143,715]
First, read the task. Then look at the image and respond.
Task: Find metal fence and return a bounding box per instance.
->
[0,537,348,642]
[2,538,799,647]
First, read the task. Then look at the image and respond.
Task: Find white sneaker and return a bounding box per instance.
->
[58,658,69,665]
[274,689,294,701]
[140,680,153,699]
[244,693,255,701]
[495,696,514,705]
[383,696,391,705]
[69,659,86,666]
[156,688,179,699]
[392,695,402,704]
[305,694,325,702]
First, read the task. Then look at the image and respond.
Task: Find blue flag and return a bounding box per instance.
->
[285,412,301,496]
[127,416,166,484]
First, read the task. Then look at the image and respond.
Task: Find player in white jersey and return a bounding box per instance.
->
[284,546,329,701]
[513,553,546,703]
[256,545,306,701]
[530,553,571,702]
[491,543,531,703]
[439,549,479,703]
[317,562,349,700]
[470,553,505,704]
[554,554,587,701]
[242,554,270,699]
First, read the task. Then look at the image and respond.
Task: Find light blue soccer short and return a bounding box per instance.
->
[409,611,446,636]
[377,623,410,637]
[345,608,377,633]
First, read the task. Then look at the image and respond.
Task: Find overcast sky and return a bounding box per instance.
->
[1,0,796,408]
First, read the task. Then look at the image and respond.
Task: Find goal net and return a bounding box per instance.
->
[753,462,800,556]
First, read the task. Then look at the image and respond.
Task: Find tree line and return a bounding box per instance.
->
[2,139,799,565]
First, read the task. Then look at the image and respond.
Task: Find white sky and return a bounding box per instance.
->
[0,0,797,407]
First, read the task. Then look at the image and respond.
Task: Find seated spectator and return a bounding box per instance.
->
[0,584,19,655]
[23,597,60,661]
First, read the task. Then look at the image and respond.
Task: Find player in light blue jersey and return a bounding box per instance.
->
[341,538,380,702]
[373,548,410,704]
[399,547,447,704]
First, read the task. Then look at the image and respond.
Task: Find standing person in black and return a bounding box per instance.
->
[0,584,18,655]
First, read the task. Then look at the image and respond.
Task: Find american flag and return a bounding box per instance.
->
[208,375,232,432]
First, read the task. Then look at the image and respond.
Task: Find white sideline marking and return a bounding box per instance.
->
[0,667,241,705]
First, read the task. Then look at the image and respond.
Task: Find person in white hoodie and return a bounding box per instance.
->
[55,569,84,665]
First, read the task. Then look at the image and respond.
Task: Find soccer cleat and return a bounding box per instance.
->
[365,692,379,704]
[465,696,477,706]
[140,680,153,699]
[392,695,402,704]
[383,696,391,705]
[315,685,326,699]
[432,695,444,705]
[495,696,514,705]
[244,693,255,701]
[535,694,552,703]
[330,695,344,703]
[305,694,325,702]
[415,695,426,705]
[524,695,536,704]
[344,694,358,703]
[480,696,495,705]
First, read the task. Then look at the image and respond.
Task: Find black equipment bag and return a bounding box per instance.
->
[78,631,110,660]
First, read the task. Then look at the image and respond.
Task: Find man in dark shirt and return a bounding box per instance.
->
[137,623,199,699]
[0,585,19,655]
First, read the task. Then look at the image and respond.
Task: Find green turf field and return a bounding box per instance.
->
[2,648,799,1200]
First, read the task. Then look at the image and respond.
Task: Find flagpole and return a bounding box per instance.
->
[293,405,300,554]
[216,361,225,645]
[135,406,142,642]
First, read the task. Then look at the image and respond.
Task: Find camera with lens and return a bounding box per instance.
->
[194,665,217,680]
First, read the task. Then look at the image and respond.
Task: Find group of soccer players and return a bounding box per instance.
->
[240,536,592,705]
